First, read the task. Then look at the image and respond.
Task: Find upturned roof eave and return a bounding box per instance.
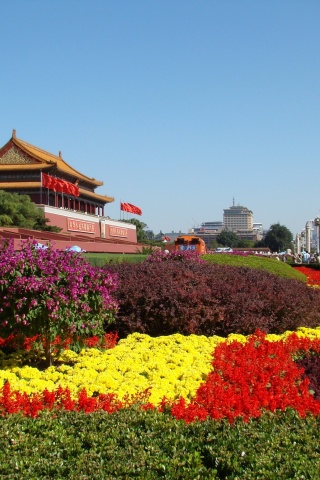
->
[0,181,114,204]
[11,136,103,187]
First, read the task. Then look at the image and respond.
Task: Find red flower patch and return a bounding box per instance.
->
[293,266,320,286]
[171,331,320,423]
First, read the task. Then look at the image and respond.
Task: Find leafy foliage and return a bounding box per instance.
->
[295,353,320,401]
[146,249,205,263]
[0,408,320,479]
[105,260,320,338]
[0,189,60,232]
[0,239,118,366]
[262,222,294,252]
[203,252,307,282]
[85,252,146,267]
[118,218,148,242]
[216,229,240,248]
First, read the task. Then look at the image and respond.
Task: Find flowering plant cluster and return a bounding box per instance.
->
[293,265,320,287]
[1,328,320,421]
[0,239,118,366]
[0,332,118,352]
[0,381,152,418]
[170,330,320,423]
[0,332,220,403]
[146,249,205,263]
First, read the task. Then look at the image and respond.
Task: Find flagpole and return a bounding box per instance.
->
[40,171,43,205]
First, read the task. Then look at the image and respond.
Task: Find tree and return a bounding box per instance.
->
[144,230,155,241]
[216,229,239,248]
[262,223,293,253]
[0,239,118,366]
[236,239,254,248]
[33,215,62,233]
[0,190,61,232]
[118,218,148,242]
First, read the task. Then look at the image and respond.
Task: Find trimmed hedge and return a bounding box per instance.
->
[0,408,319,479]
[203,253,307,282]
[84,252,147,267]
[106,261,320,338]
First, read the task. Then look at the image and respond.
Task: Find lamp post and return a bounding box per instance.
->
[314,217,320,253]
[305,221,312,253]
[295,233,301,254]
[300,230,305,252]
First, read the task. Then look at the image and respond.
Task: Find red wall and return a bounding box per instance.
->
[40,206,137,244]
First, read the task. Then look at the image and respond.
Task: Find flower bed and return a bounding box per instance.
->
[2,245,320,476]
[293,265,320,287]
[1,328,320,421]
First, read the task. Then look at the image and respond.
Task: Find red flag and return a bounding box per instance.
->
[121,202,142,215]
[42,173,79,197]
[42,172,54,190]
[121,202,132,213]
[69,183,80,197]
[128,203,142,215]
[55,178,66,194]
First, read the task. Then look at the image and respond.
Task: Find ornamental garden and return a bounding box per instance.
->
[1,241,320,478]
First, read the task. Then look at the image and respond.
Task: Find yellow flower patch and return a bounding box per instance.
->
[1,328,320,406]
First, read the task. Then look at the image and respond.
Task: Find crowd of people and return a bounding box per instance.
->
[292,251,320,264]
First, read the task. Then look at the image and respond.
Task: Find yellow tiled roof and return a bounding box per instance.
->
[0,182,114,203]
[0,164,51,171]
[12,136,103,187]
[0,182,41,189]
[78,188,114,203]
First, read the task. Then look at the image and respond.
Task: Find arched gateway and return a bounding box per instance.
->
[0,130,138,252]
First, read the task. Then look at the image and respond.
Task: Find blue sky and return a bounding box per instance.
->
[1,1,319,237]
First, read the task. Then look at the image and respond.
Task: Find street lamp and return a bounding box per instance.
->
[300,230,305,252]
[305,221,312,253]
[314,217,320,253]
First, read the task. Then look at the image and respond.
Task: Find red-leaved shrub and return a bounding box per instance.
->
[105,261,320,338]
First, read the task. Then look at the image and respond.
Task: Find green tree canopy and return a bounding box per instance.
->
[0,190,61,232]
[262,223,293,253]
[216,229,240,248]
[118,218,148,242]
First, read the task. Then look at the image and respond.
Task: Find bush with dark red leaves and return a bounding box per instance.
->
[295,353,320,401]
[105,261,320,338]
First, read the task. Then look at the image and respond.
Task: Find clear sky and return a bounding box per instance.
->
[1,0,319,237]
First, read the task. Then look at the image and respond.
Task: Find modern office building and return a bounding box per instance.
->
[190,204,262,248]
[223,205,253,231]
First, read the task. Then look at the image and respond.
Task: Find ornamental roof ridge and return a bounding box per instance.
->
[11,135,103,187]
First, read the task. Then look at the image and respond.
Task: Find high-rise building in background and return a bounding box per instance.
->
[223,204,253,231]
[190,202,262,249]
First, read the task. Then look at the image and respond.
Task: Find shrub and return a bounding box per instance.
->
[146,249,205,263]
[105,261,320,338]
[203,253,307,282]
[295,353,320,401]
[85,252,147,267]
[0,239,118,366]
[0,408,320,479]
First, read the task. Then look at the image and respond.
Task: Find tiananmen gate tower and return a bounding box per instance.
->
[0,130,139,252]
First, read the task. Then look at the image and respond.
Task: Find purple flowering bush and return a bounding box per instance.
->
[0,239,118,366]
[146,249,205,263]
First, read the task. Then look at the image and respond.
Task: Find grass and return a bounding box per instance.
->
[84,252,147,267]
[203,253,307,282]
